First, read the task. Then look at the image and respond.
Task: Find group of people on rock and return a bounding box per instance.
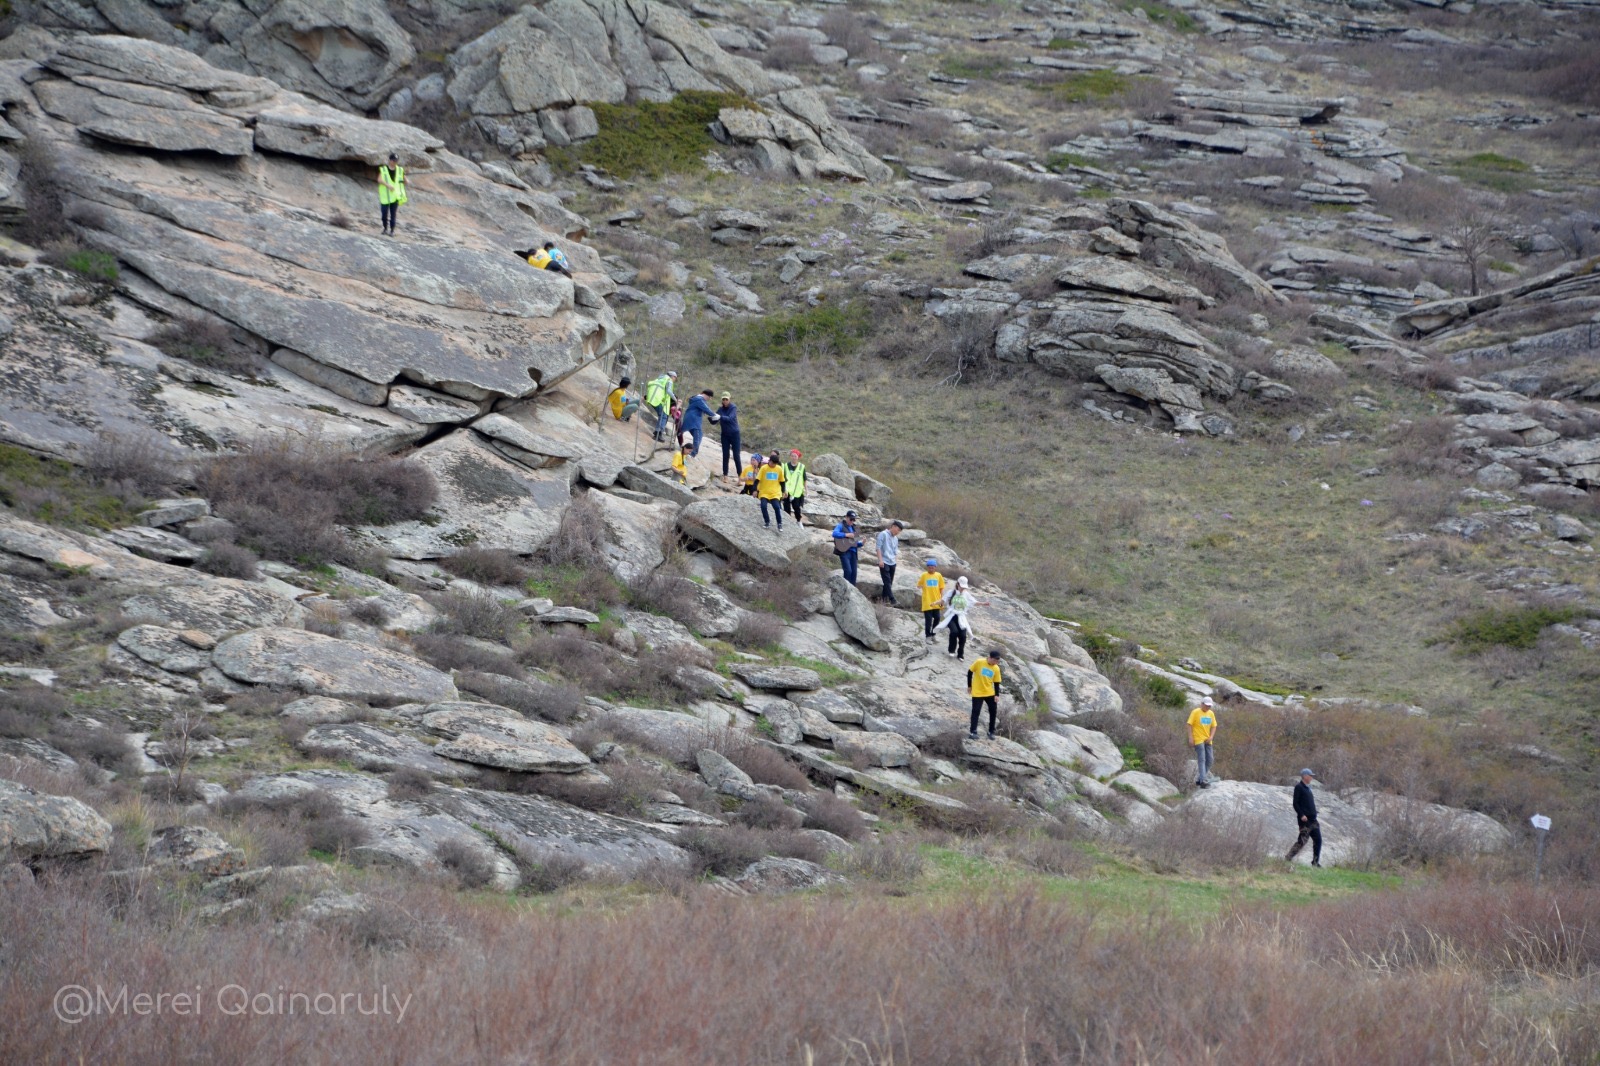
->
[1186,695,1324,865]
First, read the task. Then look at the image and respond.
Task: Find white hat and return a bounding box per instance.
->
[956,576,968,588]
[1202,696,1214,707]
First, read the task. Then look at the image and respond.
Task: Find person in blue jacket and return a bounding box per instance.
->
[831,510,863,587]
[710,391,741,481]
[681,389,715,458]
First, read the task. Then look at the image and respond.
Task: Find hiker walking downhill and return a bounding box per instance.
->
[1187,696,1219,789]
[782,450,808,527]
[681,390,715,458]
[832,510,862,586]
[935,576,988,660]
[1285,769,1323,867]
[710,392,742,481]
[756,452,787,530]
[378,152,407,236]
[919,559,946,641]
[967,650,1004,740]
[875,521,902,605]
[644,371,678,442]
[607,376,640,422]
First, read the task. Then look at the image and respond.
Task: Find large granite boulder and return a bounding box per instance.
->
[420,704,591,773]
[827,573,889,652]
[0,778,112,859]
[297,723,480,779]
[212,627,459,704]
[678,497,816,569]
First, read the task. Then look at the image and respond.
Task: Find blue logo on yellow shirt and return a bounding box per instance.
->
[981,667,995,679]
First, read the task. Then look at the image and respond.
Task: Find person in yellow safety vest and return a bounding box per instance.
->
[966,650,1004,739]
[644,371,677,443]
[378,152,407,236]
[919,558,946,642]
[781,449,808,527]
[755,452,787,531]
[607,376,639,422]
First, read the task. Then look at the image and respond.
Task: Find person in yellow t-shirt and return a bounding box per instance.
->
[755,453,787,530]
[919,559,946,642]
[1186,696,1219,788]
[607,376,639,422]
[967,650,1004,739]
[671,431,691,484]
[739,453,761,496]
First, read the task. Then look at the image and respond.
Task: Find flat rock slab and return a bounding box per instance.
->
[729,663,823,692]
[1112,770,1180,805]
[734,856,846,893]
[443,786,692,877]
[138,499,211,527]
[794,689,865,724]
[298,723,480,779]
[678,497,816,569]
[421,706,590,772]
[0,778,112,858]
[212,627,458,705]
[279,696,359,724]
[116,625,211,674]
[1056,255,1209,305]
[961,735,1044,776]
[121,581,301,634]
[833,729,918,768]
[1029,725,1123,778]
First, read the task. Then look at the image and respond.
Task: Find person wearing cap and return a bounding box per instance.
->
[874,520,903,605]
[935,575,989,660]
[755,452,787,529]
[644,371,678,442]
[919,559,946,641]
[782,449,808,527]
[966,650,1004,740]
[740,453,761,496]
[607,376,639,422]
[681,389,715,458]
[1186,696,1219,788]
[710,392,741,481]
[831,509,862,586]
[1285,769,1323,867]
[378,152,407,236]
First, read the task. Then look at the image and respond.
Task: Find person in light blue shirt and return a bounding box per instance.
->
[874,521,903,605]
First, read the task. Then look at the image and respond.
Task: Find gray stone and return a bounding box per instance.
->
[924,181,992,203]
[387,385,482,424]
[734,856,846,893]
[696,748,762,799]
[270,348,389,406]
[961,735,1044,776]
[678,497,816,569]
[833,730,918,768]
[1112,770,1180,805]
[745,695,804,745]
[121,581,301,633]
[1269,347,1343,378]
[0,739,79,774]
[1097,365,1203,411]
[116,625,210,674]
[618,464,697,507]
[1551,515,1593,541]
[807,453,854,486]
[1057,256,1209,306]
[729,663,822,692]
[853,471,892,508]
[1475,463,1522,490]
[212,627,458,705]
[105,526,205,564]
[827,573,889,652]
[298,723,479,779]
[794,689,865,725]
[137,499,211,528]
[1029,726,1123,778]
[421,704,590,772]
[0,778,112,858]
[146,825,245,878]
[279,696,357,724]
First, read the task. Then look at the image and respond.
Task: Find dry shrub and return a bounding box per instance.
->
[511,846,589,894]
[945,209,1020,262]
[195,542,259,580]
[1386,416,1467,475]
[9,138,70,247]
[819,8,881,60]
[796,790,869,840]
[915,777,1027,836]
[733,794,805,830]
[146,316,259,376]
[2,873,1596,1062]
[519,630,706,706]
[225,689,291,717]
[80,430,182,500]
[841,834,925,885]
[438,548,529,588]
[721,561,818,620]
[409,632,524,678]
[761,31,819,70]
[714,736,811,791]
[385,766,434,802]
[454,671,584,724]
[678,824,825,876]
[1127,807,1265,874]
[435,836,498,890]
[540,491,608,569]
[728,609,784,650]
[429,589,521,642]
[1384,476,1459,526]
[624,569,702,627]
[1010,833,1093,877]
[346,597,389,627]
[197,442,436,568]
[216,788,370,860]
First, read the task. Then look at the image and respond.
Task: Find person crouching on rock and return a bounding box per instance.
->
[607,376,639,422]
[740,453,761,496]
[542,240,574,278]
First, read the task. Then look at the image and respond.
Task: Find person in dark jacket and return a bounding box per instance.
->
[710,392,741,481]
[1284,768,1323,867]
[681,390,714,457]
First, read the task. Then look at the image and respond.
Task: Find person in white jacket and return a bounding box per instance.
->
[934,576,987,659]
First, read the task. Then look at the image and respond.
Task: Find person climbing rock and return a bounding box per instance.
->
[756,452,787,530]
[671,431,691,484]
[644,371,677,442]
[874,520,902,605]
[1284,768,1323,867]
[607,376,639,422]
[542,240,574,278]
[919,558,946,641]
[935,576,988,661]
[831,510,862,586]
[782,449,808,527]
[711,392,742,482]
[967,650,1004,740]
[682,389,715,458]
[1186,696,1219,788]
[378,152,406,236]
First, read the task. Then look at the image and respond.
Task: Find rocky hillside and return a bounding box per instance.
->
[0,6,1597,1056]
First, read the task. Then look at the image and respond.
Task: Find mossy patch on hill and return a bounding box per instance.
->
[1120,0,1199,32]
[547,91,759,179]
[703,302,875,365]
[1030,70,1146,104]
[0,444,140,530]
[1446,604,1582,651]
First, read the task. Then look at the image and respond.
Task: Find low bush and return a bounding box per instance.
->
[409,632,524,678]
[1446,603,1581,652]
[511,846,589,894]
[454,671,584,724]
[429,589,522,642]
[703,303,875,366]
[734,795,805,831]
[1127,808,1266,874]
[346,597,389,627]
[437,548,529,588]
[721,741,812,791]
[8,138,70,247]
[728,610,785,650]
[796,790,869,840]
[436,837,499,890]
[0,442,153,531]
[548,91,758,179]
[47,248,118,282]
[841,834,925,885]
[385,766,434,802]
[915,778,1028,836]
[146,316,257,376]
[217,788,370,861]
[678,825,825,876]
[195,542,259,580]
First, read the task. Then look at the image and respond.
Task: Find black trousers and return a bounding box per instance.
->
[721,431,742,478]
[924,608,941,637]
[784,493,805,522]
[381,201,397,231]
[879,564,897,604]
[1286,820,1322,863]
[946,616,967,658]
[969,696,997,734]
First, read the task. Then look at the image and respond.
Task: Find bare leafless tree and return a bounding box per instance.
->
[1444,201,1508,297]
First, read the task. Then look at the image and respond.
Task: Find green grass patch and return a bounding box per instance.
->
[937,51,1012,80]
[1446,604,1582,652]
[1137,671,1190,709]
[0,444,140,530]
[1031,70,1137,103]
[1045,37,1088,50]
[546,91,758,179]
[59,250,119,282]
[1446,152,1535,193]
[1046,151,1094,171]
[703,302,874,366]
[1119,0,1199,32]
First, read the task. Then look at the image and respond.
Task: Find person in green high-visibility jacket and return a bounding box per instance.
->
[378,152,407,236]
[781,449,808,527]
[643,370,677,442]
